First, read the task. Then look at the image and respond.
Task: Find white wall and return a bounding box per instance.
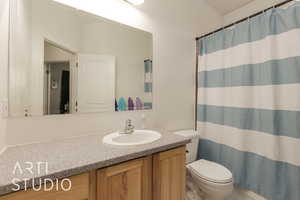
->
[30,0,82,116]
[224,0,287,25]
[137,0,223,130]
[6,0,223,145]
[80,21,152,101]
[0,0,10,152]
[44,42,75,62]
[0,117,6,153]
[9,0,32,117]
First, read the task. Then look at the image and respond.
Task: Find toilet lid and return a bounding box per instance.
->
[188,159,233,184]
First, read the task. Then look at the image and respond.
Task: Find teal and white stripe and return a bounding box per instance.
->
[197,3,300,200]
[199,56,300,87]
[198,140,300,200]
[198,105,300,138]
[200,5,300,56]
[197,121,300,166]
[200,29,300,70]
[143,102,152,109]
[144,60,152,93]
[198,84,300,111]
[144,82,152,92]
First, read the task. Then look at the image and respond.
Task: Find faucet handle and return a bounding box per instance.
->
[126,119,132,125]
[126,119,134,129]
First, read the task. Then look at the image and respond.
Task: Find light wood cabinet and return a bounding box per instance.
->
[0,146,186,200]
[0,172,95,200]
[153,146,186,200]
[97,156,152,200]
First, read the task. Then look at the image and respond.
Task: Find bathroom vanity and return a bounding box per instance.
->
[0,132,190,200]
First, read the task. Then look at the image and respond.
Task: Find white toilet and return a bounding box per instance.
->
[174,130,234,200]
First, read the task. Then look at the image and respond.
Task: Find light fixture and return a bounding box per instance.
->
[124,0,144,5]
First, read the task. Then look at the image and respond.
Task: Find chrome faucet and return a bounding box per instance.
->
[121,119,135,134]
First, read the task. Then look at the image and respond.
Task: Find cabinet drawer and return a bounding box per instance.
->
[0,173,90,200]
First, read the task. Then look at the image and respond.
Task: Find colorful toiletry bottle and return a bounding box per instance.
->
[128,97,134,111]
[136,97,143,110]
[118,97,126,111]
[115,99,118,111]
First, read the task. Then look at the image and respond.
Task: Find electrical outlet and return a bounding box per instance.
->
[0,100,8,117]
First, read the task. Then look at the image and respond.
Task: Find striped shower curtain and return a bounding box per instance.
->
[197,3,300,200]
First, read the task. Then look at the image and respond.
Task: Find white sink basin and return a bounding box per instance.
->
[103,130,161,146]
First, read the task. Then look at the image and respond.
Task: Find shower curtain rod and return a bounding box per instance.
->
[196,0,294,40]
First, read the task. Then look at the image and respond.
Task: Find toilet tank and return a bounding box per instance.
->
[174,130,201,164]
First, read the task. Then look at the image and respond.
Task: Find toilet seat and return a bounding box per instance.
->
[187,159,233,184]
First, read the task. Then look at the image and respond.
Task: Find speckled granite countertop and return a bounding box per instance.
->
[0,130,190,196]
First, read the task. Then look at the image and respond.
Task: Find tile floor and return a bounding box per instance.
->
[186,170,205,200]
[186,170,265,200]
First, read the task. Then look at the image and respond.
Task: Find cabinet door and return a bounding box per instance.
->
[0,172,95,200]
[97,156,152,200]
[153,146,186,200]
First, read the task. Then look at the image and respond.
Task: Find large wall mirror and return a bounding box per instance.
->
[9,0,153,117]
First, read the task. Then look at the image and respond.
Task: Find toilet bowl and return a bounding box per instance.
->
[174,130,234,200]
[187,159,233,200]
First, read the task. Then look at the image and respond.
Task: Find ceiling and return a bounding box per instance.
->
[206,0,254,15]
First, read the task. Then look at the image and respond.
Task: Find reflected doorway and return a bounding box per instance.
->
[45,62,70,115]
[43,41,76,115]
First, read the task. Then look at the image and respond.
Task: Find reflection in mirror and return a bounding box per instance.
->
[9,0,153,117]
[44,41,74,115]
